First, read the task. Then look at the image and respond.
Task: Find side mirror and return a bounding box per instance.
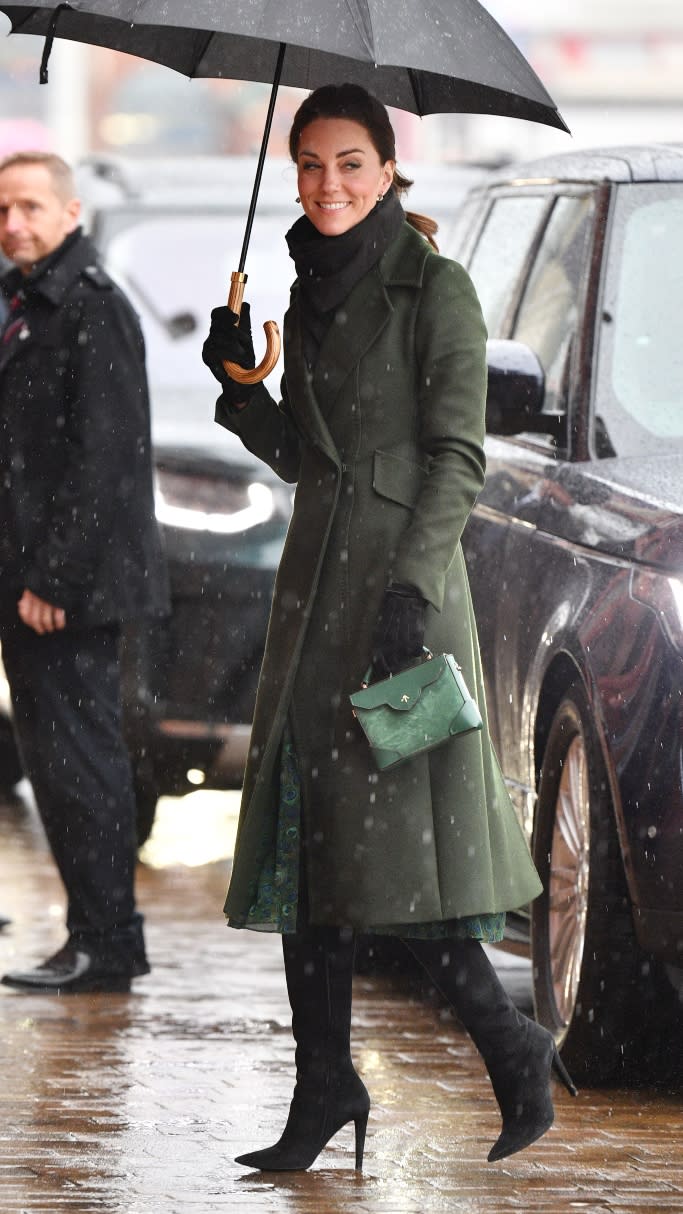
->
[486,339,549,436]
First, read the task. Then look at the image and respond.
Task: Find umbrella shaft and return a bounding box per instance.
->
[238,41,287,273]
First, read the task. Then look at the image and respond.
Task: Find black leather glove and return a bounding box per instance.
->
[202,303,257,404]
[372,583,427,678]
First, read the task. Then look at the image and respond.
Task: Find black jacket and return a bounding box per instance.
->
[0,229,168,626]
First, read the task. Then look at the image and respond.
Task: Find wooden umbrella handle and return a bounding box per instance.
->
[222,271,281,385]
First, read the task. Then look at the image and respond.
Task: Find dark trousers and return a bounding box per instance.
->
[0,609,146,968]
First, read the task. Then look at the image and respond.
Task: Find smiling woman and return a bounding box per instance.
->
[200,82,574,1177]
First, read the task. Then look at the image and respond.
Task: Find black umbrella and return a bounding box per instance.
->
[1,1,569,380]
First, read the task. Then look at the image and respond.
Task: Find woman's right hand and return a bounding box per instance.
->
[202,303,257,401]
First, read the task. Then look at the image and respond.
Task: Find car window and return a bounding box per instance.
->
[513,194,595,415]
[466,195,548,336]
[594,183,683,457]
[100,212,294,445]
[438,196,483,264]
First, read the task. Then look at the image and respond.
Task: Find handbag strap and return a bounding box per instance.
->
[361,648,433,688]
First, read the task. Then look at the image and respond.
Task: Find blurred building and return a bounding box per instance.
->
[0,2,682,166]
[475,0,683,160]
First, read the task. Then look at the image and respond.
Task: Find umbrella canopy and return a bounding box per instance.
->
[0,0,568,380]
[1,1,568,131]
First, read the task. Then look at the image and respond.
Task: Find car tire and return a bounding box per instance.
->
[531,680,653,1085]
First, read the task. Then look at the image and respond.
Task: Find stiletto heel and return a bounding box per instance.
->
[235,1071,370,1171]
[354,1109,369,1170]
[235,927,371,1173]
[552,1046,578,1097]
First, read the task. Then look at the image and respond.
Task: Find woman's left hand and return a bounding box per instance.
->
[371,583,427,678]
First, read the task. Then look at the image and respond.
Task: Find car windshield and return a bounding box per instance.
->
[100,211,295,448]
[594,182,683,457]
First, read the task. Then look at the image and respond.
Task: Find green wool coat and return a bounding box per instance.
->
[217,220,542,930]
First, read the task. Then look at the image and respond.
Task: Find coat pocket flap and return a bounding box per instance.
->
[372,450,427,510]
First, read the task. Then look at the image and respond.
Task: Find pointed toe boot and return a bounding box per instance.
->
[406,937,577,1163]
[235,925,371,1172]
[485,1024,578,1162]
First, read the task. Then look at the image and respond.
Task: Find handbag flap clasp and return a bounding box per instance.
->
[351,656,446,712]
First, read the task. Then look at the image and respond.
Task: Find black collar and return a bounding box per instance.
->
[1,228,100,306]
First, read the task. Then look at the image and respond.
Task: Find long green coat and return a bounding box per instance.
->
[217,220,542,930]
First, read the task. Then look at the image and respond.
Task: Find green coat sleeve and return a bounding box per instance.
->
[214,374,303,484]
[391,256,488,611]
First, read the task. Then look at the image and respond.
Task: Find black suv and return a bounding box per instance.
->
[444,144,683,1080]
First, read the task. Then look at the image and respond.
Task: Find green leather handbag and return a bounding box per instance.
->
[349,650,483,771]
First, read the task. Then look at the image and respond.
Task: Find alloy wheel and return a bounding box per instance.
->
[548,733,591,1027]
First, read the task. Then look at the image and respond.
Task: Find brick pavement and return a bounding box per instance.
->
[2,790,683,1214]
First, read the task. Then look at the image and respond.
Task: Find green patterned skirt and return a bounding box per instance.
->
[228,726,505,942]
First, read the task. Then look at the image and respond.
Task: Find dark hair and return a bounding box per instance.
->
[288,84,439,251]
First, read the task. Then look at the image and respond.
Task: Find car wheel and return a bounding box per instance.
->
[531,681,651,1084]
[0,714,23,793]
[134,774,160,848]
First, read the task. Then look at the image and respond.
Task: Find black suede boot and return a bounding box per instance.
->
[235,926,370,1171]
[405,937,577,1162]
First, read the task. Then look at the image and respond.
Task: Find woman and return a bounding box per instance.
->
[202,83,575,1173]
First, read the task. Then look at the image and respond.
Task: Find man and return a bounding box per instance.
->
[0,152,168,993]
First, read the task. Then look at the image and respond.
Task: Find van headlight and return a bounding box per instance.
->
[155,469,276,534]
[0,649,12,716]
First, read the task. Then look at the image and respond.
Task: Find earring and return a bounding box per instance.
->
[296,195,301,203]
[377,193,384,202]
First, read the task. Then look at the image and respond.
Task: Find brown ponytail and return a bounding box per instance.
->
[392,168,439,252]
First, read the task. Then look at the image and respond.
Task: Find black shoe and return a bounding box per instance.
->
[1,941,149,994]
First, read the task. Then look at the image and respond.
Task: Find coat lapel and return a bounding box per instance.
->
[312,266,393,405]
[283,293,339,467]
[283,222,431,462]
[311,221,430,408]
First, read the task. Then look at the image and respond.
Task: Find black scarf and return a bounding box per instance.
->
[286,189,404,364]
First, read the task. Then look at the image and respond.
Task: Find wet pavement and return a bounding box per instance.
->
[2,786,683,1214]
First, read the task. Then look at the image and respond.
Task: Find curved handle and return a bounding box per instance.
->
[362,648,433,688]
[222,271,281,386]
